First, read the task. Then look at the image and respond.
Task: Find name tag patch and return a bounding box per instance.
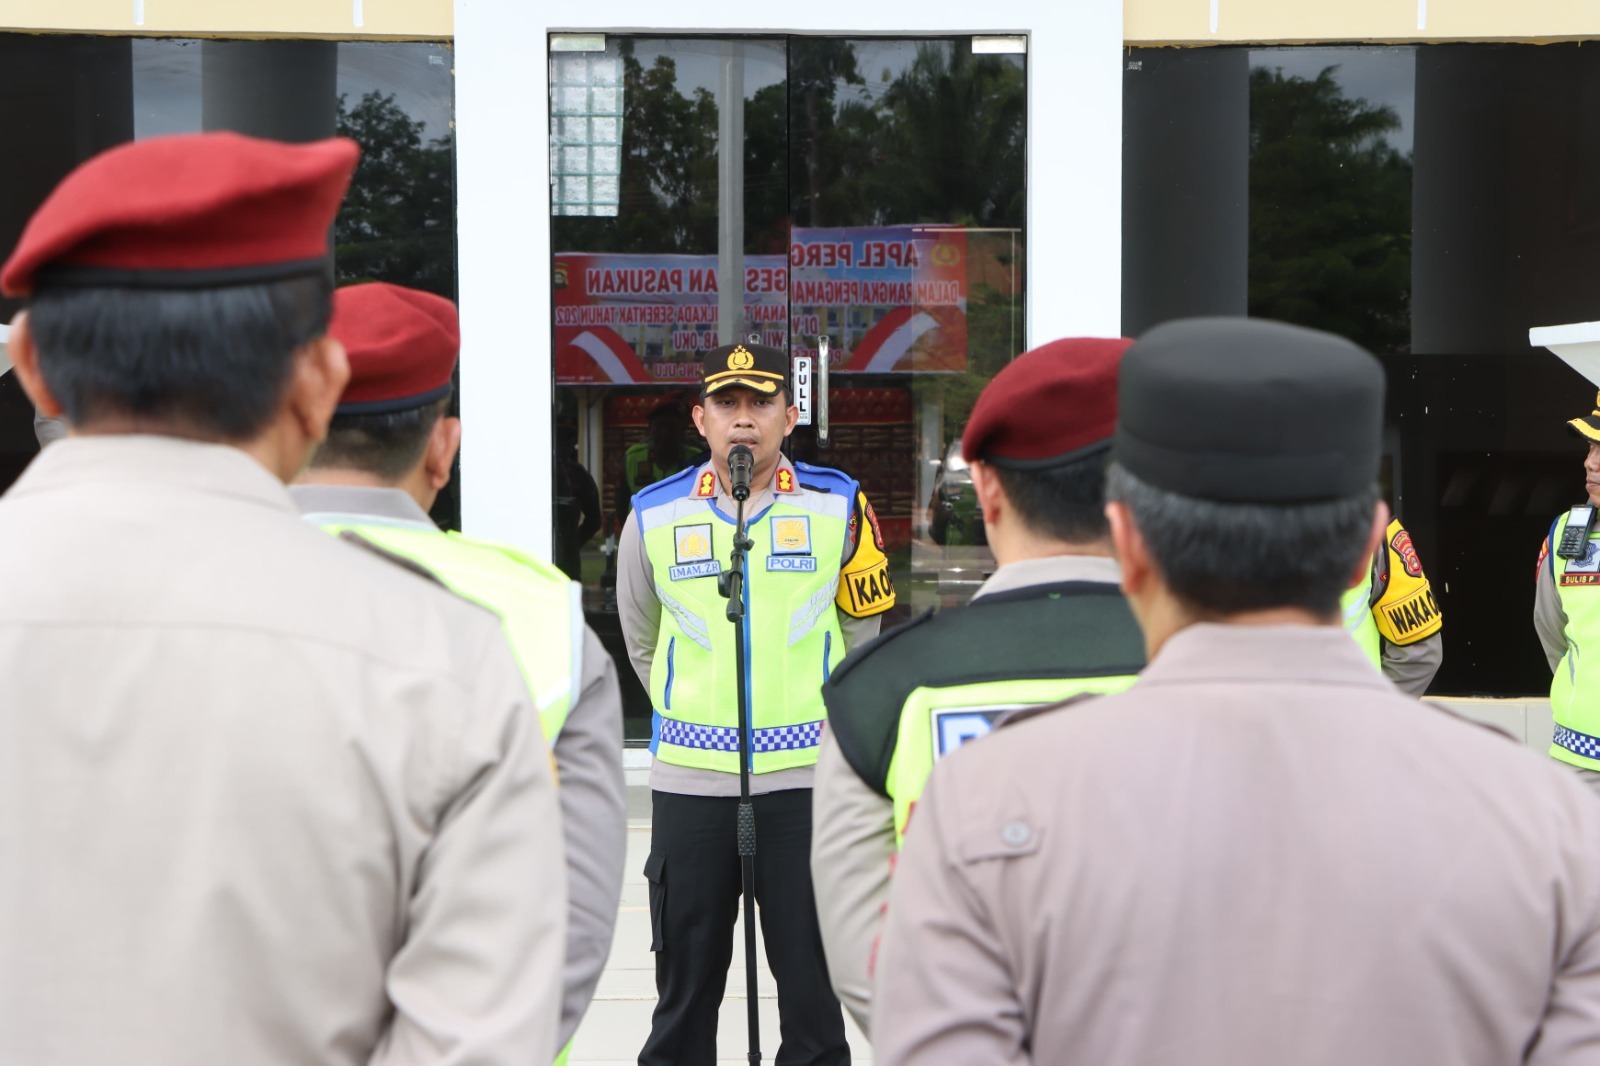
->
[931,706,1023,759]
[767,556,818,573]
[670,560,723,581]
[675,523,714,565]
[770,515,812,555]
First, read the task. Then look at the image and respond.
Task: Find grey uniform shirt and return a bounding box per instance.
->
[874,623,1600,1066]
[1536,531,1570,672]
[291,483,627,1049]
[617,458,881,796]
[0,437,567,1066]
[812,554,1123,1036]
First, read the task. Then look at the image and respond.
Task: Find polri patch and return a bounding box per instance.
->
[768,556,818,573]
[675,523,714,565]
[770,515,812,555]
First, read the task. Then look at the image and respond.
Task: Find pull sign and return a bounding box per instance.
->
[792,355,814,426]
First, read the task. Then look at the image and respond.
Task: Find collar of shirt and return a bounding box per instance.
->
[684,455,801,517]
[6,434,295,514]
[973,554,1123,599]
[1139,621,1389,690]
[288,483,437,530]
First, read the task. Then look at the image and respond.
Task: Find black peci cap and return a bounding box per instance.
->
[1113,317,1384,503]
[702,342,788,396]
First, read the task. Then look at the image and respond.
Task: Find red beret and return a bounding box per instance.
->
[962,337,1131,467]
[1,132,359,297]
[330,282,459,415]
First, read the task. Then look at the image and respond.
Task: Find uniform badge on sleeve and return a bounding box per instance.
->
[694,470,717,498]
[1391,529,1423,577]
[776,468,796,493]
[670,523,721,581]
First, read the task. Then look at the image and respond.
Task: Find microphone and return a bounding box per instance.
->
[728,445,754,502]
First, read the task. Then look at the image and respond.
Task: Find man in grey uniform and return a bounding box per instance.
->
[811,336,1144,1036]
[293,281,627,1055]
[874,317,1600,1066]
[0,132,567,1065]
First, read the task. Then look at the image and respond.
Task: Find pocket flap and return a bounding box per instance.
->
[643,850,666,883]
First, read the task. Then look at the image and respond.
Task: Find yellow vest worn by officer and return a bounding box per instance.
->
[306,516,584,743]
[824,579,1145,844]
[636,459,894,772]
[1341,517,1443,670]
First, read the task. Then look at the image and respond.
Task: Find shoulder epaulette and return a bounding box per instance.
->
[793,461,856,496]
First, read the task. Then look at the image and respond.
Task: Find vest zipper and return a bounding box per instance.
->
[664,636,675,710]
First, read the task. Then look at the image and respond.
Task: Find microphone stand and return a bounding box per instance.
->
[718,468,761,1066]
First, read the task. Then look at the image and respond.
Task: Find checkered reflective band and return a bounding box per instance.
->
[1555,724,1600,761]
[658,718,824,753]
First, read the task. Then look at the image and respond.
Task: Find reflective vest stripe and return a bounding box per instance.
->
[657,718,825,753]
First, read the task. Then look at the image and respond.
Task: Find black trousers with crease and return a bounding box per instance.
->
[639,787,850,1066]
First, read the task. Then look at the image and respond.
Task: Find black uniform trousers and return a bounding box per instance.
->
[640,787,849,1066]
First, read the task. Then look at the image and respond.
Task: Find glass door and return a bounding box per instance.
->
[548,34,1027,739]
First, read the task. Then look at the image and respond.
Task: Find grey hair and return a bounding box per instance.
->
[1105,462,1378,617]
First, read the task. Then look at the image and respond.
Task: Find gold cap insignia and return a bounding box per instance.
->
[728,345,755,371]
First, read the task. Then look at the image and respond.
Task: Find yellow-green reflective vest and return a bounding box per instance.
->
[317,520,582,743]
[1547,509,1600,770]
[824,581,1145,846]
[1342,574,1382,670]
[637,468,855,775]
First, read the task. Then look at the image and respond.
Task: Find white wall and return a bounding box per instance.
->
[454,0,1126,554]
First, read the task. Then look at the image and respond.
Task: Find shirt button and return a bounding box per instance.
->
[1001,821,1031,848]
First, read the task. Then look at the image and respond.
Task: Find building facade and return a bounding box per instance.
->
[0,0,1592,744]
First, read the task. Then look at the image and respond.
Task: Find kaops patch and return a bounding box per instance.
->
[840,558,895,616]
[770,515,811,555]
[931,706,1018,759]
[675,523,713,564]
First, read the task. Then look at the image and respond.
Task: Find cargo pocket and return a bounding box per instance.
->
[643,850,667,953]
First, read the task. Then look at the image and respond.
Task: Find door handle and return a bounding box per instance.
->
[816,335,830,447]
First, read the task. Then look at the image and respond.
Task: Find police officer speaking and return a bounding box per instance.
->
[1535,389,1600,795]
[290,281,628,1064]
[811,336,1145,1035]
[0,133,568,1064]
[618,341,895,1065]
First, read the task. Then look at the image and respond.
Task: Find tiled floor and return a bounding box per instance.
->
[567,798,871,1065]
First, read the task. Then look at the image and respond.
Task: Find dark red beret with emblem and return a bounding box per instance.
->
[962,336,1131,467]
[329,282,459,415]
[1,131,359,297]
